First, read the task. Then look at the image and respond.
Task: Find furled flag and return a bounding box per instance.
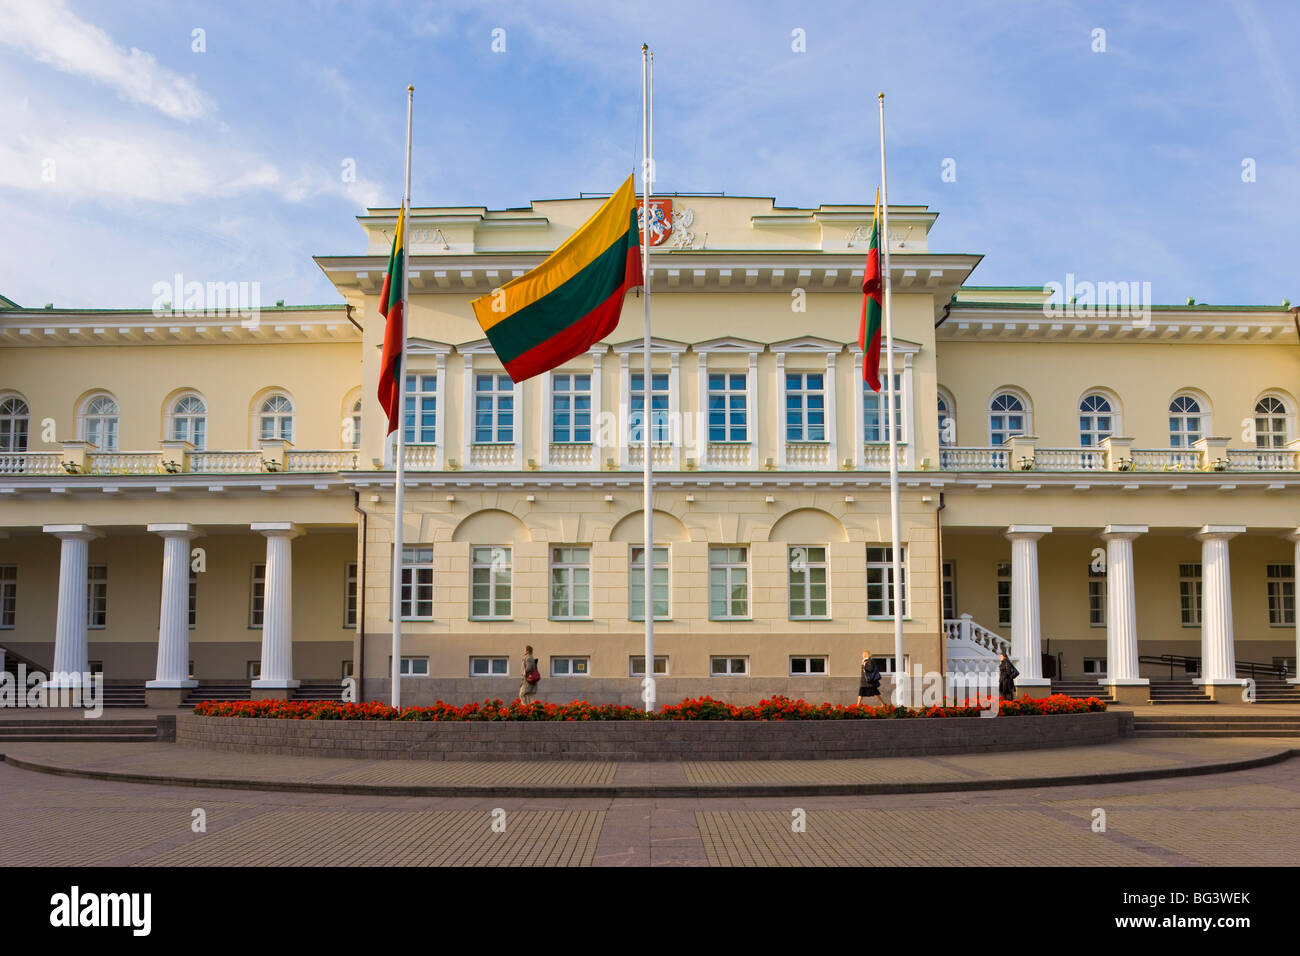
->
[859,189,884,391]
[377,207,406,435]
[472,175,642,382]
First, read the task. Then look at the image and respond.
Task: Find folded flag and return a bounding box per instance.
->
[472,175,642,383]
[377,207,406,435]
[859,188,883,391]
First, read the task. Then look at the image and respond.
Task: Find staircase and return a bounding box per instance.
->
[98,680,146,708]
[1242,676,1300,703]
[291,682,346,702]
[1147,679,1212,704]
[1133,714,1300,738]
[180,682,252,706]
[0,718,158,743]
[1049,680,1114,703]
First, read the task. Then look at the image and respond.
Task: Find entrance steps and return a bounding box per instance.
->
[1049,680,1114,702]
[1147,680,1212,704]
[0,719,157,743]
[1133,714,1300,738]
[291,682,346,702]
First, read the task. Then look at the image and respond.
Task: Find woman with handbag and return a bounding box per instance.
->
[858,651,885,707]
[519,645,540,701]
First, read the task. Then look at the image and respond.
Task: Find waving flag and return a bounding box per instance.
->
[859,189,883,391]
[377,207,406,435]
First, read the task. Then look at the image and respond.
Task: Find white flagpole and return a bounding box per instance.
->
[389,85,414,709]
[640,44,656,712]
[878,92,906,706]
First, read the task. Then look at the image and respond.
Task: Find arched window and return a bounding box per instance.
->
[258,394,294,442]
[1168,394,1203,448]
[936,388,955,446]
[82,395,120,451]
[1254,396,1289,448]
[988,391,1027,447]
[170,394,207,449]
[1078,393,1114,447]
[0,395,30,453]
[350,399,362,450]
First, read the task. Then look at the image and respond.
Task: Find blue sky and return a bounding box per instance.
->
[1,0,1297,309]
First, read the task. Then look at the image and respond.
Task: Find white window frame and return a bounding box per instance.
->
[863,372,904,444]
[350,399,362,451]
[344,562,358,628]
[86,564,107,629]
[1266,563,1295,627]
[549,546,591,620]
[473,373,515,444]
[1254,395,1291,449]
[256,392,294,443]
[1083,657,1108,676]
[80,393,120,451]
[1179,563,1202,627]
[936,387,956,448]
[942,560,957,620]
[629,655,669,677]
[709,656,749,676]
[629,545,670,621]
[629,369,671,444]
[170,392,207,449]
[470,546,512,621]
[470,656,510,677]
[188,568,197,629]
[404,373,438,445]
[996,561,1012,628]
[1088,565,1106,627]
[789,655,828,676]
[1078,392,1117,447]
[550,656,590,677]
[400,545,434,620]
[0,565,16,628]
[249,563,266,629]
[1168,393,1206,448]
[0,395,30,453]
[788,545,829,620]
[784,371,827,442]
[706,371,748,443]
[866,546,907,619]
[397,657,429,677]
[989,390,1028,447]
[550,372,592,443]
[709,546,750,620]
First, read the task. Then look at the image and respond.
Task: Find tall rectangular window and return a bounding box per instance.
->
[188,569,197,628]
[1088,565,1107,627]
[550,547,591,620]
[551,373,592,443]
[471,546,512,620]
[996,562,1012,627]
[709,547,749,620]
[403,373,437,444]
[86,565,107,628]
[630,545,669,621]
[1267,564,1295,626]
[788,546,829,619]
[785,372,825,441]
[630,371,670,443]
[1179,563,1202,626]
[0,566,15,628]
[942,561,956,620]
[707,372,747,442]
[401,546,434,620]
[863,373,903,443]
[249,564,265,628]
[474,374,514,443]
[866,546,907,618]
[344,562,358,628]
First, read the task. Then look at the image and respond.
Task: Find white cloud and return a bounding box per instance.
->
[0,0,213,121]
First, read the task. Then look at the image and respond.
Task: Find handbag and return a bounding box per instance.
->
[525,660,541,685]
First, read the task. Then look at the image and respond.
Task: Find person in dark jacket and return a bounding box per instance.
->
[998,653,1019,700]
[858,651,885,707]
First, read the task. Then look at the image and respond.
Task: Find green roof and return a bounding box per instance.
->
[0,293,19,310]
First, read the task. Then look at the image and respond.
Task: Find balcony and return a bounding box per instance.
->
[939,435,1299,473]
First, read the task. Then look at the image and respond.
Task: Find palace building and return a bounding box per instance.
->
[0,193,1297,707]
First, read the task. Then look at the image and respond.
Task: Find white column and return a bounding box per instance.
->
[1194,525,1246,686]
[747,350,759,470]
[669,350,682,469]
[146,523,202,688]
[1099,525,1148,686]
[1288,529,1300,685]
[775,352,787,469]
[1003,525,1052,687]
[824,350,838,471]
[433,352,447,470]
[618,351,631,470]
[852,350,866,469]
[539,370,552,468]
[696,349,709,468]
[251,522,303,688]
[462,351,475,463]
[44,524,101,688]
[589,347,604,470]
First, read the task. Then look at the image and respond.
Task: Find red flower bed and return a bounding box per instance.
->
[192,693,1104,721]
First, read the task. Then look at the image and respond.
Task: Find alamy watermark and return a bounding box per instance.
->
[1042,273,1152,326]
[0,664,104,718]
[151,273,261,327]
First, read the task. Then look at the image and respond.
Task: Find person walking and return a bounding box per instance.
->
[519,645,540,702]
[858,651,885,707]
[998,652,1019,700]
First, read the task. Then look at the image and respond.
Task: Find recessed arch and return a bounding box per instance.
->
[769,507,849,544]
[1168,387,1212,448]
[75,389,120,450]
[162,387,208,449]
[608,509,690,543]
[1077,386,1122,447]
[1253,388,1296,447]
[451,508,533,543]
[987,385,1032,446]
[248,387,294,444]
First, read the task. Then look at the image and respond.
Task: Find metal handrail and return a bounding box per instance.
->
[1138,653,1289,681]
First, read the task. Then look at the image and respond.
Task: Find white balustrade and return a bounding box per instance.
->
[190,451,263,473]
[628,444,672,467]
[862,443,907,469]
[549,442,594,468]
[1130,448,1199,471]
[706,442,751,468]
[1226,448,1296,471]
[939,447,1008,470]
[0,452,63,475]
[403,445,438,471]
[87,452,164,474]
[285,450,359,472]
[469,443,516,468]
[1034,448,1106,471]
[785,441,830,468]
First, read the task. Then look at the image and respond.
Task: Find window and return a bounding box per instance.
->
[397,657,429,677]
[257,394,293,442]
[0,566,15,627]
[788,546,829,619]
[866,546,907,618]
[247,660,261,680]
[988,392,1026,447]
[249,564,266,628]
[1255,396,1289,449]
[1083,657,1108,676]
[789,655,828,676]
[551,373,591,443]
[1267,564,1295,626]
[864,373,903,443]
[404,374,437,444]
[188,569,197,628]
[550,546,591,620]
[470,656,510,676]
[1168,394,1203,448]
[83,395,119,450]
[1078,393,1114,447]
[996,562,1012,627]
[350,399,362,450]
[785,372,825,441]
[401,546,434,619]
[1088,565,1106,627]
[1179,563,1202,626]
[630,655,669,676]
[630,371,670,444]
[471,546,512,620]
[707,373,747,442]
[630,545,669,621]
[474,374,514,443]
[936,390,955,447]
[344,562,358,628]
[710,656,748,675]
[942,561,957,620]
[0,396,29,453]
[870,655,898,674]
[86,565,107,628]
[551,656,589,676]
[709,547,749,619]
[171,394,207,449]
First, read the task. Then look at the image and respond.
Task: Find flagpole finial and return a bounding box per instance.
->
[878,92,884,101]
[408,85,414,92]
[642,42,648,51]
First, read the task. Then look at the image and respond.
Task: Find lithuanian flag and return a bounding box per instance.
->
[472,176,642,383]
[859,189,883,391]
[377,207,406,435]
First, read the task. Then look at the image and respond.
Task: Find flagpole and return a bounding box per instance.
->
[640,44,656,713]
[878,92,906,706]
[390,84,414,709]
